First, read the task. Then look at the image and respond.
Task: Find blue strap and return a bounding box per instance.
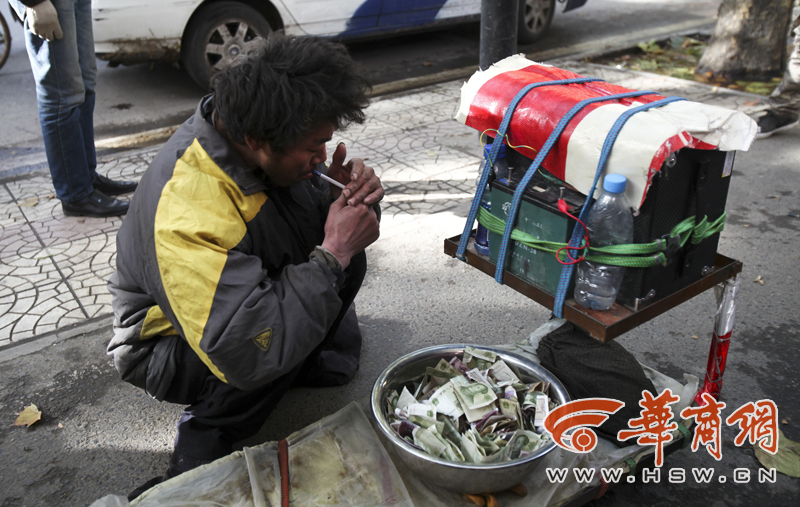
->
[551,95,687,317]
[456,77,602,261]
[494,90,660,284]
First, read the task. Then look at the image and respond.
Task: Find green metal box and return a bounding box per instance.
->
[487,178,582,296]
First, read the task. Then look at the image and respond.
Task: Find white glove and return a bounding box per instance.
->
[27,1,63,41]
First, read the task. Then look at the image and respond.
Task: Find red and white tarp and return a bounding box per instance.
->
[455,55,757,209]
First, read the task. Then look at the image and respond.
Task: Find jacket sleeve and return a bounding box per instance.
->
[153,171,344,391]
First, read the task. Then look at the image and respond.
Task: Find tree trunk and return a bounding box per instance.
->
[696,0,794,82]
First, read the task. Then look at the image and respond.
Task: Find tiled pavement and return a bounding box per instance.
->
[0,65,769,348]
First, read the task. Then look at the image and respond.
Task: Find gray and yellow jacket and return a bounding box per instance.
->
[108,97,361,399]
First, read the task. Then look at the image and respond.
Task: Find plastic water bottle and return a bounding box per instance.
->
[574,174,634,310]
[475,143,509,256]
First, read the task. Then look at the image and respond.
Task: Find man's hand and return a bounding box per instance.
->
[27,1,63,41]
[326,142,384,207]
[321,194,380,269]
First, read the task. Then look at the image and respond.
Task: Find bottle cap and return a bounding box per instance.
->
[603,173,627,193]
[483,142,506,159]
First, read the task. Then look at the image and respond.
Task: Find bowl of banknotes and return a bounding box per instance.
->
[371,344,570,494]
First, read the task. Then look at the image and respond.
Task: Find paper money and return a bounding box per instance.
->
[490,360,520,383]
[460,430,484,463]
[426,366,458,388]
[407,403,445,434]
[498,398,520,420]
[465,346,497,363]
[504,430,544,460]
[474,408,500,431]
[465,368,495,389]
[534,392,549,430]
[428,382,464,419]
[504,385,518,400]
[397,386,416,411]
[460,429,503,463]
[438,414,462,445]
[522,391,541,414]
[434,358,463,377]
[449,356,470,374]
[385,349,560,464]
[451,375,497,410]
[413,426,448,458]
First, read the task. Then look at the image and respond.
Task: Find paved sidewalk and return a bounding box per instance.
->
[0,61,769,349]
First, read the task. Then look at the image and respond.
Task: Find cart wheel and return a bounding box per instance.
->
[517,0,555,45]
[0,12,11,71]
[182,1,272,90]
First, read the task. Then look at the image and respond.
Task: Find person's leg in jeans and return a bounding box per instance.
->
[23,0,94,203]
[17,0,133,215]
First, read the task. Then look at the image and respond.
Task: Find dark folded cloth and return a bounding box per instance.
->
[536,321,657,446]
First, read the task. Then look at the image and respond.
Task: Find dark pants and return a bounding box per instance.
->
[161,252,366,468]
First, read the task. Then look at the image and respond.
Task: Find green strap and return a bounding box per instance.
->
[675,421,692,449]
[476,208,725,268]
[624,458,638,475]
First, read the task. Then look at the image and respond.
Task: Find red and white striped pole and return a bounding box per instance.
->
[695,273,741,404]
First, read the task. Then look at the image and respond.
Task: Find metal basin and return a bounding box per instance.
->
[371,344,571,494]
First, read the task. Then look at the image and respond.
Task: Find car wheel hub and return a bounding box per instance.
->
[523,0,551,33]
[205,21,262,71]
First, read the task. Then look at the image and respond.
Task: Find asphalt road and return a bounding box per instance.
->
[0,0,722,149]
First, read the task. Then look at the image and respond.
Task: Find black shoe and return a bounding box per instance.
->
[125,453,213,501]
[93,174,138,196]
[756,110,800,139]
[165,452,214,479]
[127,475,164,502]
[62,190,129,217]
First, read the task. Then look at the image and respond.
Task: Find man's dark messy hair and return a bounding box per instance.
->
[211,33,371,153]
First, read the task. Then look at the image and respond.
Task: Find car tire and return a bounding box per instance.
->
[182,1,273,90]
[517,0,555,44]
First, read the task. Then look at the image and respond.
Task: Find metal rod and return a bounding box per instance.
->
[480,0,519,71]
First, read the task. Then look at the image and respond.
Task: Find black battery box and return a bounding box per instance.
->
[491,145,734,311]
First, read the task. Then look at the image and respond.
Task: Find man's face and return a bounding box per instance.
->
[256,123,335,187]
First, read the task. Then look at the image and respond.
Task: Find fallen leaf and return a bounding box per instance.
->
[692,335,699,339]
[14,404,42,427]
[768,195,780,200]
[754,429,800,478]
[47,192,56,200]
[58,423,64,429]
[754,275,764,285]
[486,495,499,507]
[422,61,434,67]
[743,224,750,227]
[18,196,39,208]
[463,494,485,506]
[426,149,437,157]
[782,419,788,425]
[744,100,761,106]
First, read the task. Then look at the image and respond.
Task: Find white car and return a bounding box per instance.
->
[93,0,588,88]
